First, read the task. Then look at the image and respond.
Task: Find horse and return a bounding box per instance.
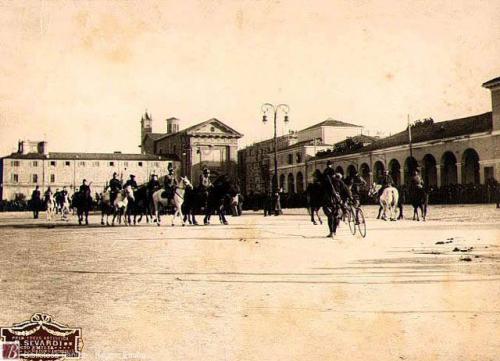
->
[112,185,135,225]
[100,190,113,226]
[45,193,56,221]
[73,189,93,225]
[306,182,323,225]
[409,185,428,221]
[369,184,399,221]
[127,185,153,225]
[57,192,71,221]
[203,175,239,225]
[152,177,193,226]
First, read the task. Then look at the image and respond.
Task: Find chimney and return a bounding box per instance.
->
[38,141,48,156]
[483,76,500,133]
[18,140,26,154]
[166,117,179,134]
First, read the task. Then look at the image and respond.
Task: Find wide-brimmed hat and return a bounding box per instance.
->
[130,174,136,178]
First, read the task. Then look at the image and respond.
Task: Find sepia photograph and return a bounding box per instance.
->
[0,1,499,360]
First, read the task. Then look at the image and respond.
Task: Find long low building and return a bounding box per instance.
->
[0,140,178,200]
[272,76,500,193]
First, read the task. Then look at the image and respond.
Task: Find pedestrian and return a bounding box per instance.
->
[30,185,42,219]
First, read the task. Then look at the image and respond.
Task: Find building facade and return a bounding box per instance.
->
[0,140,176,200]
[140,113,243,182]
[238,119,364,195]
[274,77,500,194]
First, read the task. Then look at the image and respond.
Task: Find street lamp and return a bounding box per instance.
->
[262,103,290,192]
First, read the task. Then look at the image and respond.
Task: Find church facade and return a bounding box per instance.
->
[140,113,243,182]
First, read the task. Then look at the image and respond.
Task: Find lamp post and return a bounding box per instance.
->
[262,103,290,192]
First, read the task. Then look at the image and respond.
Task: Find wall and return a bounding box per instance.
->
[322,126,362,144]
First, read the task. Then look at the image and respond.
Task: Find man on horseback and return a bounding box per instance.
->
[379,170,394,196]
[109,172,122,206]
[44,187,53,203]
[199,167,213,191]
[79,179,91,194]
[124,174,138,191]
[148,174,161,192]
[163,165,177,200]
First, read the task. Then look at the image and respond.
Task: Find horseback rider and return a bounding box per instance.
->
[124,174,138,190]
[163,165,177,199]
[199,167,213,191]
[109,172,122,205]
[411,168,424,189]
[379,170,394,197]
[79,179,91,194]
[148,174,161,193]
[323,160,335,181]
[31,185,42,219]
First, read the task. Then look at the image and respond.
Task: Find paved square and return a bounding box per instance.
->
[0,205,498,360]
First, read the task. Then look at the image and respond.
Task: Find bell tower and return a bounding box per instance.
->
[140,110,153,154]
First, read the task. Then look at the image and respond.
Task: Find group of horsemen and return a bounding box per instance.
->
[30,165,215,217]
[313,160,424,213]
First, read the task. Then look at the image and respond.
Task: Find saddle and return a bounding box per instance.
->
[161,187,175,200]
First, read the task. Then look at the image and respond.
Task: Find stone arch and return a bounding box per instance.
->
[462,148,480,184]
[279,174,286,191]
[287,173,295,193]
[360,163,371,183]
[346,164,357,179]
[388,159,401,186]
[422,154,437,187]
[296,172,304,193]
[335,166,344,176]
[374,161,385,181]
[441,151,457,186]
[404,156,419,185]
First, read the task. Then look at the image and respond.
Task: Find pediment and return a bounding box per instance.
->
[185,118,243,138]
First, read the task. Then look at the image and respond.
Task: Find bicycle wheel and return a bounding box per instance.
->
[347,207,356,235]
[356,208,366,238]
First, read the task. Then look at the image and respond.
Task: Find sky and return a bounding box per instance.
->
[0,0,499,155]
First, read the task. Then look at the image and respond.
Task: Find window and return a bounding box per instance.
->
[50,161,56,166]
[138,161,143,167]
[296,153,302,163]
[123,161,129,167]
[109,161,115,167]
[79,161,86,167]
[93,161,100,167]
[50,174,55,183]
[154,162,160,167]
[32,161,38,167]
[32,174,38,183]
[65,161,71,166]
[12,174,19,183]
[11,160,20,167]
[288,154,293,165]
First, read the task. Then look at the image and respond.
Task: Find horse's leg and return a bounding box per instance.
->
[377,205,383,219]
[317,209,323,224]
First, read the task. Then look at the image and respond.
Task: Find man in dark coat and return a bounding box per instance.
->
[108,172,122,205]
[31,185,41,219]
[124,175,138,190]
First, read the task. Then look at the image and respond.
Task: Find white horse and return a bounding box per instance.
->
[369,183,399,221]
[152,177,193,226]
[45,193,56,221]
[60,192,71,221]
[112,185,135,226]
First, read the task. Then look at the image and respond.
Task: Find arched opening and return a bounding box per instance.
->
[441,152,457,186]
[346,164,357,179]
[462,148,480,184]
[296,172,304,193]
[404,156,419,185]
[360,163,371,183]
[279,174,285,191]
[422,154,437,187]
[287,173,295,193]
[374,161,385,182]
[335,166,344,177]
[388,159,401,186]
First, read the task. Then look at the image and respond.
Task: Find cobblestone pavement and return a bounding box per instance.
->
[0,205,498,361]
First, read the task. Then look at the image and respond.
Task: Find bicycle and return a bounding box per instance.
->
[346,199,367,238]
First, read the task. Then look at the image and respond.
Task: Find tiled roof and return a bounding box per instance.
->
[315,112,492,159]
[482,76,500,89]
[364,112,492,152]
[146,133,165,141]
[301,118,362,131]
[3,152,177,161]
